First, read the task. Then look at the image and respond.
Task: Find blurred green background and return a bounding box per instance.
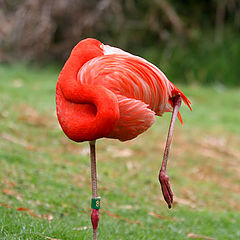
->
[0,1,240,240]
[1,0,240,86]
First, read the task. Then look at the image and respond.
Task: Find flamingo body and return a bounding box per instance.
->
[56,38,191,239]
[56,38,190,142]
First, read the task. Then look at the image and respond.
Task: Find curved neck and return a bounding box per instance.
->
[57,84,120,142]
[56,39,120,142]
[58,39,104,102]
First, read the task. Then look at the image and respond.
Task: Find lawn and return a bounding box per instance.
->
[0,64,239,240]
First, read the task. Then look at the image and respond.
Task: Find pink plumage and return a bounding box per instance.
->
[71,41,191,141]
[56,38,191,239]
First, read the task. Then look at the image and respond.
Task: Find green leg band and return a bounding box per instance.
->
[91,197,101,209]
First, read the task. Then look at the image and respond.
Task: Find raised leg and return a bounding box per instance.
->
[159,95,182,208]
[89,140,100,240]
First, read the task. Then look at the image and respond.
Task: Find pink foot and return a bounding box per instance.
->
[91,209,99,230]
[159,170,174,208]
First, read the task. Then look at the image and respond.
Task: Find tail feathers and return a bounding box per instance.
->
[169,83,192,124]
[179,92,192,111]
[177,111,183,124]
[171,86,192,110]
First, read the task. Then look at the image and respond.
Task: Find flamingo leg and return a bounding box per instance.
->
[159,95,182,208]
[89,140,100,240]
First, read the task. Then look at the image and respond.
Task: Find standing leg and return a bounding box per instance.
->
[89,140,100,240]
[159,95,182,208]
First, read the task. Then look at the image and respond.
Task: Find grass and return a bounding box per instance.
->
[0,64,240,240]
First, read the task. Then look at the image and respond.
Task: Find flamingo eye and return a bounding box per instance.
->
[99,44,104,50]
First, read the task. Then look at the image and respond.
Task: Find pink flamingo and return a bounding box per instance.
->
[56,38,191,239]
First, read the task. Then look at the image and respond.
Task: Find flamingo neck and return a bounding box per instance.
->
[56,39,120,142]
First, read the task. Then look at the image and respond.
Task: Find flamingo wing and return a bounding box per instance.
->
[78,55,170,114]
[76,44,191,140]
[107,95,155,141]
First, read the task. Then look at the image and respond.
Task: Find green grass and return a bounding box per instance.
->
[0,64,240,239]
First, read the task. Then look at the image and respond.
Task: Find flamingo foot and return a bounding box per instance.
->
[91,209,99,230]
[159,170,173,208]
[91,209,99,240]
